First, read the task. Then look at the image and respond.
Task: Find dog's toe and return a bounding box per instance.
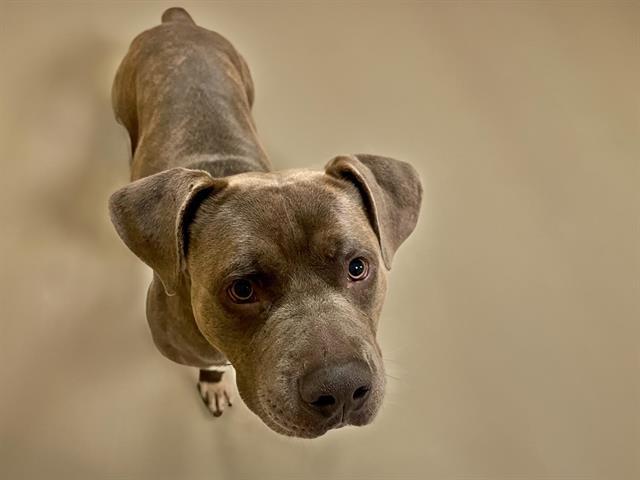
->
[197,365,236,417]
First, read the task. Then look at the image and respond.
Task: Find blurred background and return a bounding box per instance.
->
[1,1,638,479]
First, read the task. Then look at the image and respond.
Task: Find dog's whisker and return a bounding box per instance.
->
[382,357,401,364]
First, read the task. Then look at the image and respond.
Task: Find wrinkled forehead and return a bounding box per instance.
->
[190,170,379,272]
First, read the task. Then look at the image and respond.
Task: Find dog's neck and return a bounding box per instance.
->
[186,153,270,178]
[125,52,271,179]
[129,101,271,179]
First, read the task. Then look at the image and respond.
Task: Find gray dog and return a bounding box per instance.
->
[109,7,422,438]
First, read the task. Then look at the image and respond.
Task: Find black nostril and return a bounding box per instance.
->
[353,386,370,400]
[310,394,336,408]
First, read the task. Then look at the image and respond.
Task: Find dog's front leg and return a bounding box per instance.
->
[197,364,236,417]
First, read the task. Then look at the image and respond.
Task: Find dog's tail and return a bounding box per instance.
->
[161,7,196,25]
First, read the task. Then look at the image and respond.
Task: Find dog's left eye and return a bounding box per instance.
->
[228,279,255,303]
[348,257,369,281]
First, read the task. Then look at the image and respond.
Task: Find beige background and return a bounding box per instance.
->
[1,1,638,479]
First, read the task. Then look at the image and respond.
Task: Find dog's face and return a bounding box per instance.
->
[188,171,388,437]
[109,154,422,438]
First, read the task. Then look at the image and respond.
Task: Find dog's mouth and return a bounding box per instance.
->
[257,393,330,438]
[257,393,352,438]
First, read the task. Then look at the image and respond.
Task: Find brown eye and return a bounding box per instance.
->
[228,279,255,303]
[348,257,369,281]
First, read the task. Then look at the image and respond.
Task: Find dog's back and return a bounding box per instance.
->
[112,7,266,180]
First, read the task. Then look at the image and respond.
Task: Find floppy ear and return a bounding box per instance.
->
[108,167,226,295]
[325,154,422,269]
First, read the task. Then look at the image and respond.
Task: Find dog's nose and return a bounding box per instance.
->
[299,360,372,418]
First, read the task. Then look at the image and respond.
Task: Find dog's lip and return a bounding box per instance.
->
[257,392,342,438]
[267,410,331,438]
[324,409,359,430]
[256,392,318,437]
[328,419,348,430]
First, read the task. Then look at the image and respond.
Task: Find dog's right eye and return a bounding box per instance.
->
[228,279,255,303]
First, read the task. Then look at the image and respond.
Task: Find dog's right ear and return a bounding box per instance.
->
[108,167,226,296]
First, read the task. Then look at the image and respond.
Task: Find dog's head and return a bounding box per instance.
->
[109,154,422,438]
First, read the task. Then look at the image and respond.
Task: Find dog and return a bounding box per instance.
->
[108,7,422,438]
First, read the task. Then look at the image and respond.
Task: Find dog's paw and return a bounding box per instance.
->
[197,365,235,417]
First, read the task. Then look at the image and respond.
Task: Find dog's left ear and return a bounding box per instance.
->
[325,154,422,269]
[108,167,226,295]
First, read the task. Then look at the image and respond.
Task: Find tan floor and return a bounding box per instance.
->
[1,2,638,479]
